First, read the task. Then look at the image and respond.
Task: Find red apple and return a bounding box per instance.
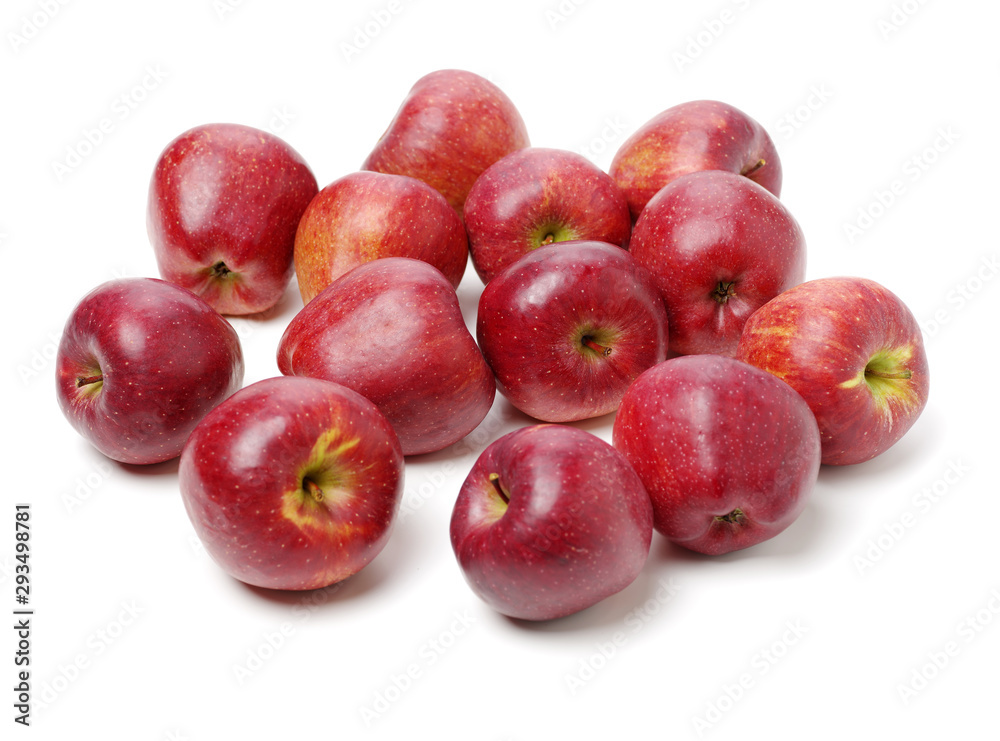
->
[477,240,668,422]
[629,169,806,357]
[450,424,654,621]
[610,99,781,221]
[736,276,930,466]
[277,257,496,456]
[147,123,319,315]
[463,147,631,284]
[361,69,530,218]
[613,355,821,555]
[293,170,469,305]
[56,278,244,465]
[179,375,404,591]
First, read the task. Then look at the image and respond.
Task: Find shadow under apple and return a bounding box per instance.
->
[496,559,680,636]
[237,552,396,608]
[115,455,181,479]
[817,403,945,490]
[645,492,836,574]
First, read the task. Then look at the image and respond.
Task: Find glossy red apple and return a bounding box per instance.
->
[629,169,806,357]
[56,278,244,465]
[613,355,821,555]
[293,170,469,305]
[450,424,654,621]
[179,375,404,591]
[477,240,668,422]
[463,147,631,284]
[147,122,318,315]
[737,276,930,466]
[610,99,781,221]
[361,69,530,218]
[277,257,495,456]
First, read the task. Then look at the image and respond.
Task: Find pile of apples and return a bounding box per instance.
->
[55,69,929,622]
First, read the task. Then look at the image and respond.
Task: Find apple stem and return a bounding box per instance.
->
[76,374,103,388]
[540,233,556,246]
[865,368,913,380]
[488,473,510,505]
[302,477,324,503]
[582,336,612,356]
[742,159,766,178]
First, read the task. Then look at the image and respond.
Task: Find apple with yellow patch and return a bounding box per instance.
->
[293,171,469,306]
[179,375,404,590]
[737,276,929,466]
[609,99,781,222]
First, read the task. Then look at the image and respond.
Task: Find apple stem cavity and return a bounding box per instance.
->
[302,477,324,503]
[488,473,510,505]
[865,367,913,380]
[581,336,612,357]
[533,223,574,249]
[741,159,766,178]
[712,281,737,305]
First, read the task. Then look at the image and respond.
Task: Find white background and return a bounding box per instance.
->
[3,0,997,738]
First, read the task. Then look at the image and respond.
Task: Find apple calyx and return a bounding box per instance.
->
[741,159,766,178]
[712,281,738,305]
[209,261,235,279]
[715,508,747,526]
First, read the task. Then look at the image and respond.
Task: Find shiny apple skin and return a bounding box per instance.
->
[613,355,821,555]
[450,424,654,621]
[464,147,631,284]
[277,257,496,456]
[610,99,781,221]
[179,376,404,591]
[361,69,530,218]
[737,276,930,466]
[293,170,468,305]
[147,122,319,315]
[629,170,806,357]
[477,240,668,422]
[55,277,244,465]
